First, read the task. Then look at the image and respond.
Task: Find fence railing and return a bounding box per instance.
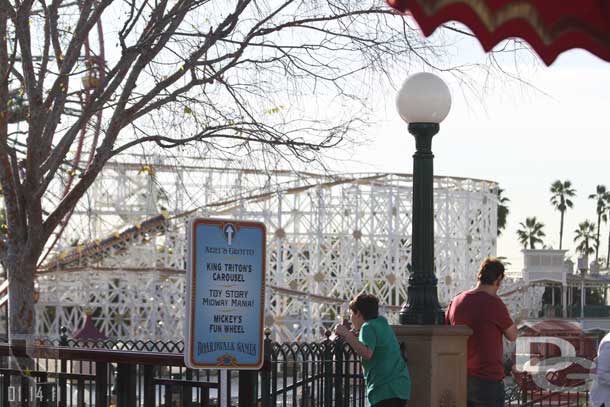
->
[0,330,366,407]
[505,370,590,407]
[0,330,592,407]
[505,384,589,407]
[539,304,610,318]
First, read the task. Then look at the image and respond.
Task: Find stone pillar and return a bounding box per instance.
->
[393,325,472,407]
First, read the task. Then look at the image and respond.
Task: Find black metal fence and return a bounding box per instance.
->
[0,329,593,407]
[0,330,366,407]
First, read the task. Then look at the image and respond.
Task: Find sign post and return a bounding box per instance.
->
[185,218,266,371]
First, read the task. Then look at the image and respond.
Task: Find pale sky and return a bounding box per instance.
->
[336,34,610,274]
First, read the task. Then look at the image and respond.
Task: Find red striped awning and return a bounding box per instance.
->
[386,0,610,65]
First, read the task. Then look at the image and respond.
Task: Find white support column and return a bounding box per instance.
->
[581,279,585,319]
[562,284,567,318]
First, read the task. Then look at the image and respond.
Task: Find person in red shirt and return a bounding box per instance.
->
[446,257,518,407]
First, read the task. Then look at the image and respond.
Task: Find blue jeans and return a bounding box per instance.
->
[467,376,504,407]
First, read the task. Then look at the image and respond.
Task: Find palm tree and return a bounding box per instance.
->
[588,185,608,263]
[517,217,546,249]
[549,180,576,250]
[574,220,597,257]
[497,188,510,236]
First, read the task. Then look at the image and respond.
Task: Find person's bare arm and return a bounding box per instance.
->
[503,324,518,342]
[595,342,610,385]
[335,325,373,360]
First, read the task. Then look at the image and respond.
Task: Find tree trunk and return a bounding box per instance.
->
[596,213,601,263]
[559,210,565,250]
[2,249,38,388]
[6,251,37,342]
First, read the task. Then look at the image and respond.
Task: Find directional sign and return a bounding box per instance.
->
[185,218,266,369]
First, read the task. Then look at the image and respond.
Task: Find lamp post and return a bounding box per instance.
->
[396,72,451,325]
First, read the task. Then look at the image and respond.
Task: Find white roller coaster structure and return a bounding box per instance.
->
[35,155,542,342]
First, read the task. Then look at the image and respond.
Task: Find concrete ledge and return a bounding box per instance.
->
[392,324,473,337]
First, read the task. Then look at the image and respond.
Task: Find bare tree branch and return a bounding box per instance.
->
[0,0,536,338]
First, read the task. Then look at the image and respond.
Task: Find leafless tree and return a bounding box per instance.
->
[0,0,529,340]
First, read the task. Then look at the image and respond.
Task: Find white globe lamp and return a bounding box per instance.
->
[396,72,451,124]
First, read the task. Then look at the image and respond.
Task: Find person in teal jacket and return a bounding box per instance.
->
[335,293,410,407]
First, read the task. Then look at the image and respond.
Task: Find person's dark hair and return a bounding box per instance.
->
[348,293,379,320]
[477,257,505,285]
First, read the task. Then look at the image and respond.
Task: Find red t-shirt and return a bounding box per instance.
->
[445,290,513,381]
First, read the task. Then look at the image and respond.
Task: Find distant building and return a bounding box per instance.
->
[521,248,610,336]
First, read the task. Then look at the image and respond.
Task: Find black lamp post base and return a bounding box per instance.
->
[399,305,445,325]
[399,270,445,325]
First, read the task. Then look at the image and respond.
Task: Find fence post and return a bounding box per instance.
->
[239,370,256,406]
[95,361,108,407]
[183,368,193,407]
[260,328,272,407]
[116,363,137,407]
[143,365,155,407]
[1,372,8,407]
[20,375,28,406]
[323,330,333,407]
[334,337,344,407]
[59,326,68,407]
[39,372,48,406]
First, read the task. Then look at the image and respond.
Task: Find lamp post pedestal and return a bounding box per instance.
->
[399,123,444,325]
[393,324,472,407]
